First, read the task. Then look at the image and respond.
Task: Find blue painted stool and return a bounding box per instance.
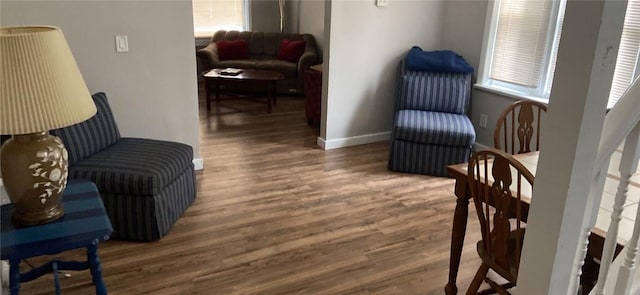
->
[1,180,113,295]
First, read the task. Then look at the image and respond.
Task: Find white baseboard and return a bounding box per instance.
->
[317,132,391,150]
[192,158,204,171]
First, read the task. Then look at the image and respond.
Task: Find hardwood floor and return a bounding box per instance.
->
[19,91,482,294]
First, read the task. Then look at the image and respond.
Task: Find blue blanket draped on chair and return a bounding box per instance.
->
[406,46,474,73]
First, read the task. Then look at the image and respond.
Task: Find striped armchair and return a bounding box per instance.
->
[388,60,476,176]
[51,92,196,241]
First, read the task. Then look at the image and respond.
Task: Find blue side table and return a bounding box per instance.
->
[1,180,113,295]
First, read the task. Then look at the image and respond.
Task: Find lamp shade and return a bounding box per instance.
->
[0,26,96,134]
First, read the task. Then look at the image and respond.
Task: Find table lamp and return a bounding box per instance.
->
[0,26,96,225]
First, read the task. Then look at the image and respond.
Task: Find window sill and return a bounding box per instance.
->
[474,84,549,105]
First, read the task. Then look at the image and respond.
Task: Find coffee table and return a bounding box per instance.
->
[203,69,284,113]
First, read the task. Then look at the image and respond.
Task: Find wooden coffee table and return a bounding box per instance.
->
[203,69,284,113]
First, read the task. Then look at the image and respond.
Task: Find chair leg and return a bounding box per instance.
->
[467,264,490,295]
[488,282,509,295]
[484,277,514,295]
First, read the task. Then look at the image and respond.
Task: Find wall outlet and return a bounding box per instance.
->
[479,114,488,128]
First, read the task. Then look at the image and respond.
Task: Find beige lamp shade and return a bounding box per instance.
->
[1,26,96,134]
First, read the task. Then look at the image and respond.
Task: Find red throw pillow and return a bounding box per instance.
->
[277,39,306,63]
[216,40,249,61]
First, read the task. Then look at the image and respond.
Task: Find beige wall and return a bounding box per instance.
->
[441,0,526,147]
[251,0,280,32]
[1,1,202,160]
[322,0,444,147]
[263,0,325,59]
[297,0,325,60]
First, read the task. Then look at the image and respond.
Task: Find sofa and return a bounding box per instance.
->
[49,92,197,242]
[197,30,318,94]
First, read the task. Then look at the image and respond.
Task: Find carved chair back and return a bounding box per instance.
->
[494,100,547,155]
[467,149,535,292]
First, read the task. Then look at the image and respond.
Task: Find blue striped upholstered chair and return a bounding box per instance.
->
[51,92,196,241]
[388,61,476,176]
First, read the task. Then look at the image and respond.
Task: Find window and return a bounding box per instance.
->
[478,0,566,99]
[192,0,250,38]
[608,0,640,108]
[479,0,640,108]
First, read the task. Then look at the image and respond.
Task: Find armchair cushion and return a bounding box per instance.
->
[397,72,471,114]
[69,138,194,196]
[51,92,120,166]
[393,110,475,146]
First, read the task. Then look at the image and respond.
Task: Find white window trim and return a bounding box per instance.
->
[474,83,550,105]
[244,0,252,31]
[541,1,566,98]
[477,0,500,87]
[477,0,566,102]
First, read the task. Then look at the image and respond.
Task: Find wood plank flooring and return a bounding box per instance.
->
[19,90,482,294]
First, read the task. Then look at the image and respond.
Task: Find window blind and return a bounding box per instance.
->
[192,0,245,38]
[490,0,553,87]
[608,0,640,108]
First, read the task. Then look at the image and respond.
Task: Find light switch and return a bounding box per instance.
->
[115,35,128,53]
[376,0,388,7]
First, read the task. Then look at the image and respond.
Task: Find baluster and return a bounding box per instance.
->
[612,123,640,295]
[570,163,610,295]
[594,123,640,295]
[572,227,594,294]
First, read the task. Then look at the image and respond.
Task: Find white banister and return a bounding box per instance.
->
[611,123,640,295]
[614,203,640,295]
[596,76,640,169]
[594,166,631,293]
[571,160,611,294]
[594,123,640,295]
[571,227,595,293]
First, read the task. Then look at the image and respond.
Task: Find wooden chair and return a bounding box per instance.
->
[466,149,535,295]
[494,100,547,155]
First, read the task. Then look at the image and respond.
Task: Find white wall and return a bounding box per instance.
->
[251,0,281,32]
[1,1,202,160]
[321,0,444,148]
[244,0,326,56]
[297,0,325,60]
[441,0,487,75]
[441,0,526,147]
